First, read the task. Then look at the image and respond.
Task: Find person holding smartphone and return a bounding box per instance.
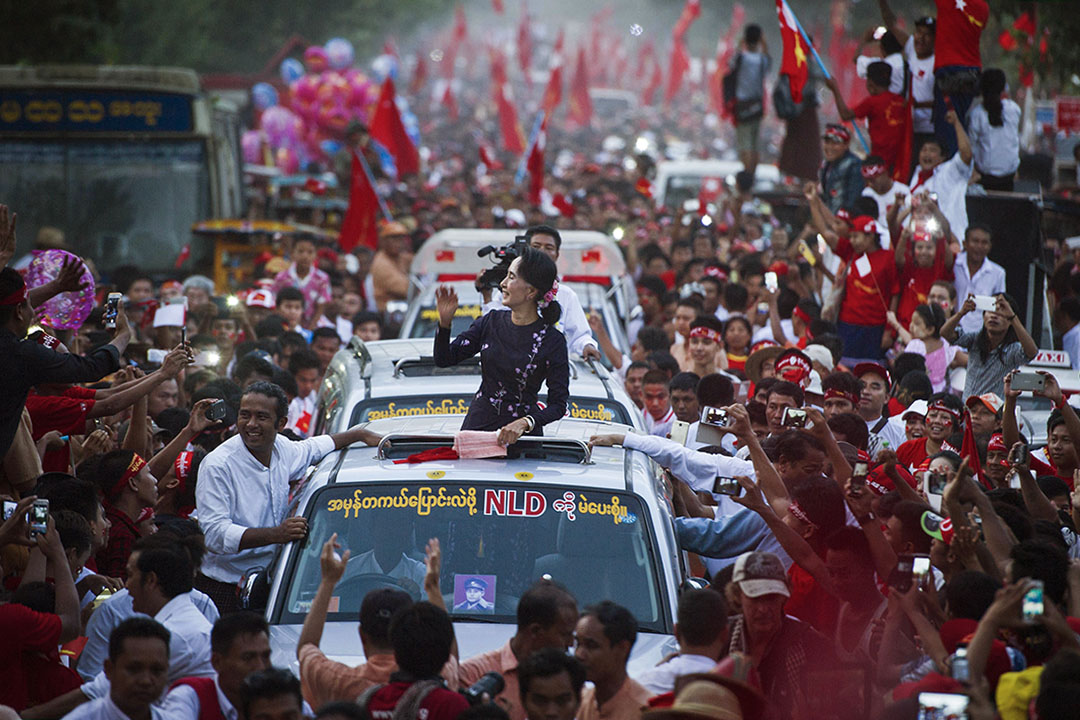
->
[941,292,1037,401]
[1002,370,1080,487]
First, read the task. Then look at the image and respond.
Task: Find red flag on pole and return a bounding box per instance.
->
[370,76,420,176]
[776,0,810,104]
[495,83,526,153]
[672,0,701,40]
[443,5,468,79]
[479,141,503,170]
[643,54,663,106]
[541,29,565,113]
[440,81,459,120]
[526,117,547,206]
[409,55,428,95]
[664,0,700,106]
[339,152,380,252]
[490,46,509,88]
[517,3,533,84]
[567,46,593,129]
[960,410,988,488]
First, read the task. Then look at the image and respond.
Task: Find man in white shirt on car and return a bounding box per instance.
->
[952,224,1007,335]
[481,225,602,361]
[908,110,974,243]
[195,381,380,614]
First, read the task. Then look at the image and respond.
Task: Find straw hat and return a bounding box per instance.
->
[744,344,784,384]
[643,680,744,720]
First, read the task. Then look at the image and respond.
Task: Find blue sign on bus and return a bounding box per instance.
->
[0,90,194,133]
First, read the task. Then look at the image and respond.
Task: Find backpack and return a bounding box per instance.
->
[356,680,445,720]
[772,75,802,120]
[721,53,742,114]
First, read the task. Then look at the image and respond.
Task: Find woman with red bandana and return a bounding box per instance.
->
[983,433,1011,488]
[1002,370,1080,489]
[896,394,963,471]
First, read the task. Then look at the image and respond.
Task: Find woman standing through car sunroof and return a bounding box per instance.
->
[434,247,569,446]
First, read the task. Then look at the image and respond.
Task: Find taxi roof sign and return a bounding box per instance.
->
[1031,350,1072,368]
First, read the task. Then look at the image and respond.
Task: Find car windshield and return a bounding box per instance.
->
[279,483,666,631]
[350,395,634,425]
[410,303,484,338]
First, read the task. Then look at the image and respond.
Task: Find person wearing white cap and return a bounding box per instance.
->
[901,399,929,441]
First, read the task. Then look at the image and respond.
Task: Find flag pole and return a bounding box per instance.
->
[515,110,546,185]
[354,148,394,222]
[780,0,870,154]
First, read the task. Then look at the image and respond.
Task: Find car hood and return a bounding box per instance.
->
[271,622,678,678]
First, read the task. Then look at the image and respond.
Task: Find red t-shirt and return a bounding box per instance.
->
[934,0,988,69]
[894,242,953,327]
[25,388,97,473]
[366,681,470,720]
[1030,456,1074,490]
[897,437,932,471]
[0,604,63,711]
[785,564,841,637]
[854,92,908,172]
[887,397,907,418]
[837,242,896,327]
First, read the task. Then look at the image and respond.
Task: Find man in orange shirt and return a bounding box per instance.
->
[457,580,578,720]
[574,601,652,720]
[296,535,412,708]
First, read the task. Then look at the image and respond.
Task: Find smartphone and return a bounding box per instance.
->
[1011,373,1045,393]
[972,295,997,313]
[756,301,769,315]
[701,406,730,427]
[147,348,168,364]
[735,381,751,404]
[1010,443,1029,466]
[782,407,807,428]
[2,500,16,521]
[850,461,868,489]
[670,420,690,445]
[1022,580,1045,623]
[891,554,915,593]
[797,239,817,266]
[205,399,228,422]
[764,271,778,293]
[29,498,49,535]
[181,326,188,346]
[712,477,743,497]
[912,554,931,590]
[918,691,969,719]
[924,470,948,495]
[104,292,122,329]
[952,643,969,683]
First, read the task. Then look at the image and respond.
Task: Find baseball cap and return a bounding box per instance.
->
[853,361,891,388]
[902,399,929,420]
[966,392,1004,415]
[852,215,878,235]
[732,551,790,598]
[245,289,276,309]
[803,343,834,372]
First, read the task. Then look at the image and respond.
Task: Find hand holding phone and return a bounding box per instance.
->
[104,293,122,329]
[29,498,49,536]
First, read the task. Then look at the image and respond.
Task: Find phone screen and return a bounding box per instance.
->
[29,500,48,534]
[1023,582,1045,622]
[918,692,969,718]
[712,477,743,497]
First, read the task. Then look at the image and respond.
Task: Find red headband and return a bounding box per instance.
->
[0,283,28,307]
[987,434,1007,453]
[689,326,722,343]
[174,451,194,485]
[788,500,818,529]
[792,306,812,326]
[861,163,887,179]
[109,454,147,499]
[928,400,961,423]
[825,387,859,405]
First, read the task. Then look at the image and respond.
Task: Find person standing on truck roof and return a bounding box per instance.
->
[435,247,570,446]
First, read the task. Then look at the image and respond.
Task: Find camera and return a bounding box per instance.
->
[476,237,529,291]
[701,406,731,428]
[29,498,49,536]
[205,399,228,422]
[462,672,505,706]
[712,477,743,497]
[782,407,807,428]
[924,471,948,495]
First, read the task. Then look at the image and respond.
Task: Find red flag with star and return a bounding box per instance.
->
[776,0,810,104]
[370,76,420,176]
[567,46,593,130]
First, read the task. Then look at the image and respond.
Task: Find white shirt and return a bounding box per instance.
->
[865,414,907,458]
[967,99,1022,177]
[952,251,1007,334]
[197,433,335,583]
[863,181,911,247]
[64,694,166,720]
[643,407,676,438]
[483,282,597,357]
[623,433,755,496]
[636,654,720,695]
[286,391,318,438]
[160,676,238,720]
[909,151,974,244]
[80,588,220,680]
[752,318,797,345]
[1064,324,1080,370]
[82,594,214,701]
[855,52,905,95]
[903,37,935,133]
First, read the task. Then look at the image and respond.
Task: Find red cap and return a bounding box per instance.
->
[852,215,878,235]
[853,362,891,387]
[866,464,918,496]
[823,123,851,143]
[988,433,1008,453]
[767,260,790,276]
[835,208,852,224]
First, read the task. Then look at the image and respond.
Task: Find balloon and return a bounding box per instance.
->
[346,77,373,108]
[325,38,355,70]
[251,82,278,111]
[260,106,302,147]
[292,76,319,103]
[24,251,96,330]
[275,147,300,175]
[370,54,398,82]
[320,139,342,157]
[304,45,329,73]
[241,130,263,164]
[279,58,304,85]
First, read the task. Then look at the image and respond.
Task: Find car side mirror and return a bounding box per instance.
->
[239,566,270,612]
[680,576,710,593]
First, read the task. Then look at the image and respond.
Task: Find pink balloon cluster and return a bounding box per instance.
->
[251,43,377,175]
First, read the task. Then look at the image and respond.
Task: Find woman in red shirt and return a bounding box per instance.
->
[896,395,963,471]
[834,216,897,364]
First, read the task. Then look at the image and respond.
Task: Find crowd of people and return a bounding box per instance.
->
[3,0,1080,718]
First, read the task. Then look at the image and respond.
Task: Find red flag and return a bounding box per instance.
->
[643,54,663,106]
[776,0,810,104]
[517,4,533,84]
[664,39,691,105]
[567,46,593,129]
[551,192,576,217]
[409,55,428,95]
[479,141,503,170]
[635,176,654,199]
[495,83,526,153]
[370,76,420,176]
[960,411,987,488]
[541,29,565,113]
[998,29,1018,52]
[490,46,508,88]
[443,5,468,79]
[441,82,459,120]
[174,244,191,269]
[339,152,380,252]
[672,0,701,41]
[492,0,504,13]
[526,118,547,206]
